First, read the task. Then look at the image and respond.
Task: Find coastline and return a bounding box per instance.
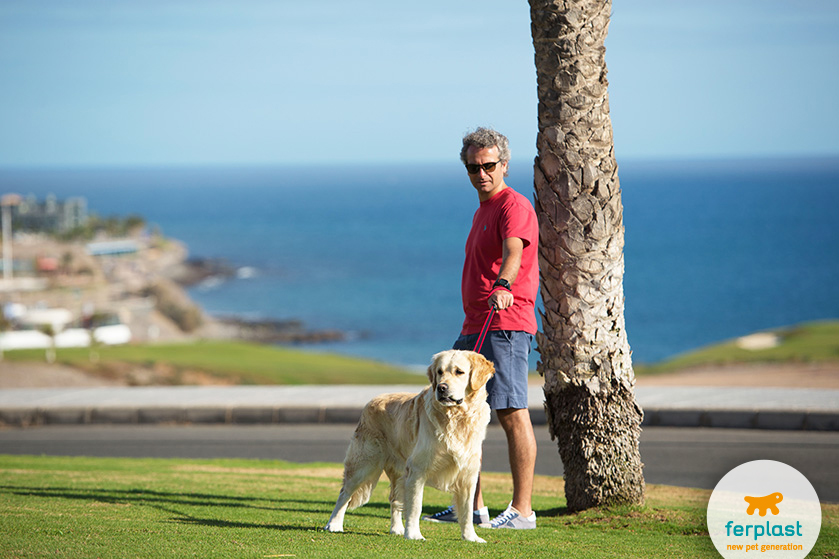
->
[0,232,345,348]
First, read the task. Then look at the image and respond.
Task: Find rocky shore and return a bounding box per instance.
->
[0,233,346,347]
[163,255,347,344]
[208,316,345,345]
[165,257,238,287]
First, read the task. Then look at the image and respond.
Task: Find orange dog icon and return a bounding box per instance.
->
[744,492,783,516]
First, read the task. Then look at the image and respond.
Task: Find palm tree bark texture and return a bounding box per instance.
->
[528,0,645,511]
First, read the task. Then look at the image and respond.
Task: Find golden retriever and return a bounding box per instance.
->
[324,349,495,542]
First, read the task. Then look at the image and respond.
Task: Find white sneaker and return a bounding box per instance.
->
[483,504,536,530]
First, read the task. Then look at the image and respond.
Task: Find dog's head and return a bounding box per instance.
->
[427,350,495,407]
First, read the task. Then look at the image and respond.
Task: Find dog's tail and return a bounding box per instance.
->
[346,477,377,510]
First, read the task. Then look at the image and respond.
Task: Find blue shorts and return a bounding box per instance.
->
[453,330,533,410]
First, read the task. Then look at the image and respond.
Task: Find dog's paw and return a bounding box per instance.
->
[390,526,405,537]
[403,530,425,541]
[463,532,486,543]
[324,522,343,533]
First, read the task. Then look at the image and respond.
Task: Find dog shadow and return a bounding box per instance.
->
[2,484,393,535]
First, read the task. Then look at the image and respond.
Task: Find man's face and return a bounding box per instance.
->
[465,145,508,201]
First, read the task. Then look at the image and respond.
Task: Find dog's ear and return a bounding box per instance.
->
[427,351,444,386]
[468,351,495,391]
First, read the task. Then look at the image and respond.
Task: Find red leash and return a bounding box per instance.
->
[473,305,497,353]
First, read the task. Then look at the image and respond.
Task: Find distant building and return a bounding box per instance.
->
[86,239,140,256]
[13,194,88,233]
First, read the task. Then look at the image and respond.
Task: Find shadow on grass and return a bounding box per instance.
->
[2,484,314,508]
[536,506,571,518]
[3,484,382,512]
[149,502,389,534]
[164,513,383,537]
[1,483,398,537]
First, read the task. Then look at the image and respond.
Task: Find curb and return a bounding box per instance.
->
[642,408,839,431]
[2,405,837,431]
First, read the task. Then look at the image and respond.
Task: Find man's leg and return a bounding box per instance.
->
[496,407,537,516]
[474,474,484,509]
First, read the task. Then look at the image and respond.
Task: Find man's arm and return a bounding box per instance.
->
[489,237,524,310]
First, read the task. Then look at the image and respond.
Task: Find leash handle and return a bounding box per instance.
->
[473,305,497,353]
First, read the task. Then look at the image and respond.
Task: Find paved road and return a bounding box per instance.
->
[2,424,837,502]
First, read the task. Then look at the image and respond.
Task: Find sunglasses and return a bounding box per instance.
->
[465,161,501,174]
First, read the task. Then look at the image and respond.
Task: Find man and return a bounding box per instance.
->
[424,127,539,530]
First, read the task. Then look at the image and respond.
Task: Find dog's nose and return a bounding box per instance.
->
[437,383,448,394]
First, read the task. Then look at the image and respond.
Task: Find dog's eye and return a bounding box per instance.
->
[437,370,443,376]
[455,369,465,376]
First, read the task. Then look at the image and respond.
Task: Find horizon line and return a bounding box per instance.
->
[1,152,838,172]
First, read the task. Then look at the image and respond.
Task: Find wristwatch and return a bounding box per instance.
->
[493,278,512,291]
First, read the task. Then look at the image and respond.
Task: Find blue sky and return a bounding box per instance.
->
[1,0,837,167]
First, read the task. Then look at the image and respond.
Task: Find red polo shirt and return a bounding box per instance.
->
[461,187,539,335]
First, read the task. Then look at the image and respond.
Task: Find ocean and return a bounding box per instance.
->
[2,157,838,369]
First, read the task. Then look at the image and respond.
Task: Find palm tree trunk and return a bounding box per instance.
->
[529,0,645,511]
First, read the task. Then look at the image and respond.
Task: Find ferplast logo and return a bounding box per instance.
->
[744,492,783,516]
[724,492,804,543]
[707,461,821,558]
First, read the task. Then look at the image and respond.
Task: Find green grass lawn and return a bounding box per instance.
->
[2,454,836,558]
[635,320,839,376]
[2,340,425,385]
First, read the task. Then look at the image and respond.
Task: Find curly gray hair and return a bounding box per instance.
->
[460,127,511,164]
